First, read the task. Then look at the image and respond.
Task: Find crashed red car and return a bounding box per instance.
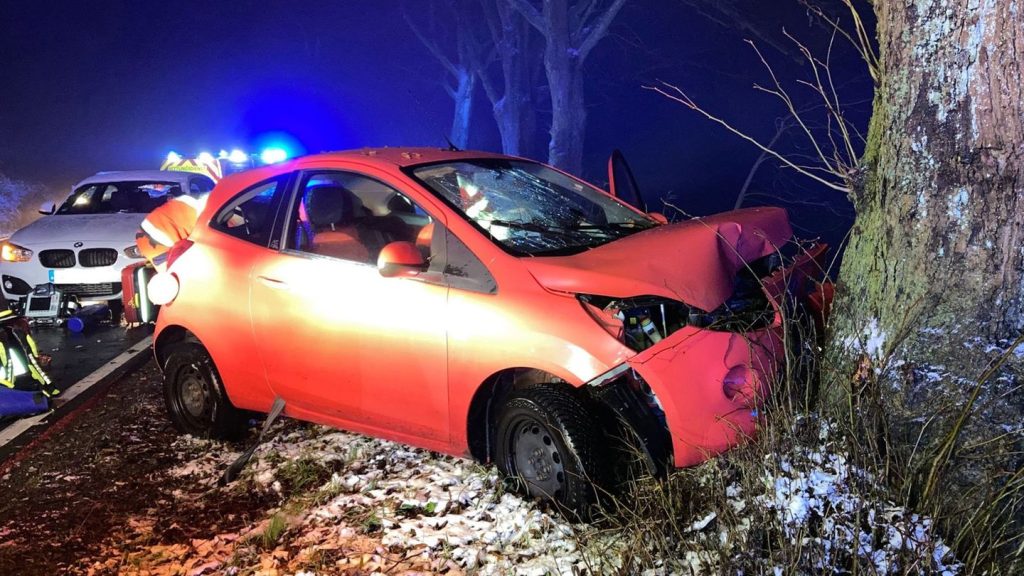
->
[153,147,826,509]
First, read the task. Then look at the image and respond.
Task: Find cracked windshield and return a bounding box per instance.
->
[412,160,657,256]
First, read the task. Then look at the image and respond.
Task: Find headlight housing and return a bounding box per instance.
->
[579,287,775,352]
[123,245,144,259]
[1,242,33,263]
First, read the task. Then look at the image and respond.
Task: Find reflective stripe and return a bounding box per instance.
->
[25,334,38,357]
[174,194,208,211]
[140,219,176,248]
[0,310,13,319]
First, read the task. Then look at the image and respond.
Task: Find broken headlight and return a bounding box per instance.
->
[579,275,775,352]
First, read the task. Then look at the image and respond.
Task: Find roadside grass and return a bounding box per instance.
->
[577,301,1024,574]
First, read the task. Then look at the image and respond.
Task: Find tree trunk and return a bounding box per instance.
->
[546,60,586,174]
[450,69,476,150]
[827,0,1024,501]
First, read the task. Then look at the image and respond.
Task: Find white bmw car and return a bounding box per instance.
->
[0,170,215,309]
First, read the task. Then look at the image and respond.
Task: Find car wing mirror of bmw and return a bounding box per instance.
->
[38,201,56,215]
[377,241,427,278]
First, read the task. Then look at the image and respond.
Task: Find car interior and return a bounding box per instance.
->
[291,173,434,264]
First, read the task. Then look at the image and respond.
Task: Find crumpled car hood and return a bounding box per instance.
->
[9,213,146,245]
[521,206,793,312]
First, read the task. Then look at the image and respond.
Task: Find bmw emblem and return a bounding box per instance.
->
[73,242,84,248]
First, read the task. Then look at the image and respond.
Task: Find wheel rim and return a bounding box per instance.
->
[175,363,211,427]
[506,415,566,499]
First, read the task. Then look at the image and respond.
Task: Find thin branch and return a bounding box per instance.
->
[404,10,459,77]
[645,81,850,193]
[578,0,627,62]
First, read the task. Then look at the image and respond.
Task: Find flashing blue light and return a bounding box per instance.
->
[260,147,288,164]
[166,151,182,162]
[228,149,249,163]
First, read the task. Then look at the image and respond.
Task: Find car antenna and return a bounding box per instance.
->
[443,135,461,152]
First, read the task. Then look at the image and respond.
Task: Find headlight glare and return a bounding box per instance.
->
[1,242,33,263]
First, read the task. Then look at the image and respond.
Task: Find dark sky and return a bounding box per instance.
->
[0,0,871,244]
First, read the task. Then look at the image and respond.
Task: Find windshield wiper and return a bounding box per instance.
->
[483,219,587,239]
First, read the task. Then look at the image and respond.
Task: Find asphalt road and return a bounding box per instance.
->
[0,321,153,464]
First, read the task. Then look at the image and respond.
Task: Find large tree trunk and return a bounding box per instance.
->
[828,0,1024,502]
[546,58,586,174]
[508,0,625,174]
[450,69,476,149]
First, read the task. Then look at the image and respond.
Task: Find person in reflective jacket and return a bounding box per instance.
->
[135,194,208,273]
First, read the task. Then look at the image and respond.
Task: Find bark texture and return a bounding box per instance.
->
[828,0,1024,507]
[509,0,626,175]
[833,0,1024,366]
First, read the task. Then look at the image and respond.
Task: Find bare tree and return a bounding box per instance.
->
[405,0,489,149]
[477,0,543,158]
[508,0,627,174]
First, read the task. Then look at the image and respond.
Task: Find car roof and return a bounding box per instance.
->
[74,170,206,188]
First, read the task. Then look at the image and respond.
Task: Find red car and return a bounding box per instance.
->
[153,148,826,509]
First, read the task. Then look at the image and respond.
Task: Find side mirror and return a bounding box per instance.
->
[38,201,56,215]
[647,212,669,225]
[377,241,427,278]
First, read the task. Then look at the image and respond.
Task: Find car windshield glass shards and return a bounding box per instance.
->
[410,160,657,256]
[58,181,183,215]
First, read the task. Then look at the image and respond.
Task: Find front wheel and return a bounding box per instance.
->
[494,386,604,512]
[163,342,247,440]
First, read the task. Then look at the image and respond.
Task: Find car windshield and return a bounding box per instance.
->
[410,160,657,256]
[58,181,183,215]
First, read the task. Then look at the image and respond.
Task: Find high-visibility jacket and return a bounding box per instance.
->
[136,194,207,270]
[0,309,55,397]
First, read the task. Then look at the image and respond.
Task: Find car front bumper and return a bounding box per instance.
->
[624,325,782,468]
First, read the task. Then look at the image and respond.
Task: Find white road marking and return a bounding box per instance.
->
[0,335,153,449]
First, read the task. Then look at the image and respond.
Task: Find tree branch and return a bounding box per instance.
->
[506,0,546,34]
[404,10,459,77]
[645,81,851,193]
[577,0,627,62]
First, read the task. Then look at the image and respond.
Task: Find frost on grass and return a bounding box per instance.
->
[761,433,960,575]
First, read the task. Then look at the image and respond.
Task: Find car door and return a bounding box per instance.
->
[250,170,451,443]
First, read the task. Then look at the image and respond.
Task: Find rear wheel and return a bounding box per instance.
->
[163,342,247,440]
[494,386,603,512]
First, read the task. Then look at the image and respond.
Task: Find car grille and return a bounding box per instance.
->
[78,248,119,267]
[55,282,120,297]
[39,249,75,268]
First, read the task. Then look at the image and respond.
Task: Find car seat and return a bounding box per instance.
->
[306,185,370,263]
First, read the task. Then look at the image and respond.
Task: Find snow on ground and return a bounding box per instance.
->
[156,419,962,575]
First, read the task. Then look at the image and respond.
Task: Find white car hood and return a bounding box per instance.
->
[9,213,145,246]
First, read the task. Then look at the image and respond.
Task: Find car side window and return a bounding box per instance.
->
[211,177,288,247]
[443,230,497,294]
[287,171,435,265]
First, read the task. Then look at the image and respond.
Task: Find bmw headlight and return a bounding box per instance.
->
[1,242,33,262]
[123,245,144,259]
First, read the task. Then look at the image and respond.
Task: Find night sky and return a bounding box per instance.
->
[0,1,871,245]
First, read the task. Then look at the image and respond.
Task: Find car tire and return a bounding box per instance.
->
[494,385,603,512]
[163,342,247,441]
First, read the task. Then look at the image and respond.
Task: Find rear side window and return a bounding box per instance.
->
[211,177,288,247]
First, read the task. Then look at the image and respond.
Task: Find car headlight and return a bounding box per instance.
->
[123,245,144,259]
[1,242,33,263]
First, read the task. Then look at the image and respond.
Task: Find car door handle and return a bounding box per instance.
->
[257,275,290,290]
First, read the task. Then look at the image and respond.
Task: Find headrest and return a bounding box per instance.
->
[306,185,354,227]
